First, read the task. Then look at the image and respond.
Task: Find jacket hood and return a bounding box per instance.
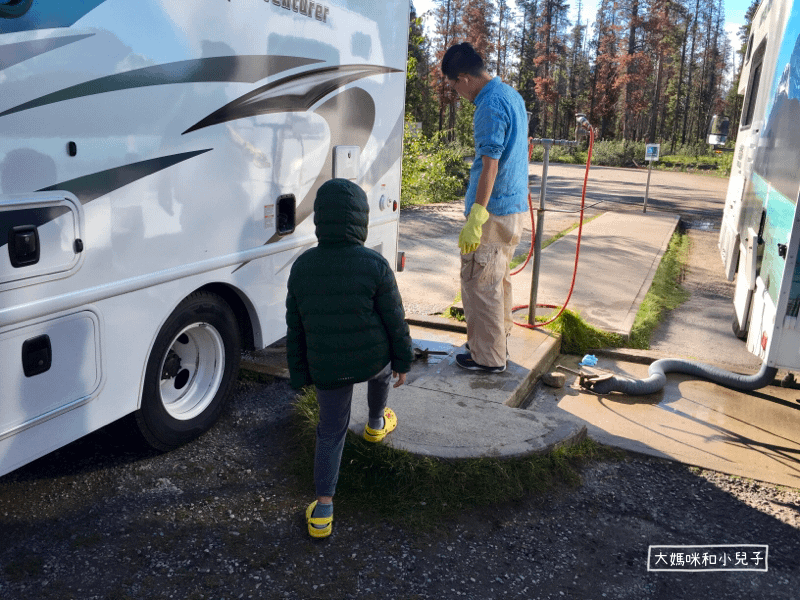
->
[313,179,369,246]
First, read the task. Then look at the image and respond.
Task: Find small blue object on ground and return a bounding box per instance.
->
[579,354,598,367]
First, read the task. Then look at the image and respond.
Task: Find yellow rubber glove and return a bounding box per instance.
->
[459,203,490,254]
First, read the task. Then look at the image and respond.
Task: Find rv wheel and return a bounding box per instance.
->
[136,291,241,451]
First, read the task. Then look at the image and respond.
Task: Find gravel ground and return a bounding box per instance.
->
[1,372,798,599]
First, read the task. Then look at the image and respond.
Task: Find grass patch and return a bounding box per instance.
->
[291,387,616,529]
[542,309,624,355]
[442,291,465,321]
[443,306,465,321]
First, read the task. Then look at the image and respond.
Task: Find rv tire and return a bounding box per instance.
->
[136,291,241,451]
[732,313,748,340]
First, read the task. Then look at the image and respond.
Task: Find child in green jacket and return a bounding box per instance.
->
[285,178,414,538]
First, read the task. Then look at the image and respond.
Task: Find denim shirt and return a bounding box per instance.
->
[464,77,529,217]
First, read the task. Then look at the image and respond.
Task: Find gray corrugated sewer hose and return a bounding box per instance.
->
[583,359,778,396]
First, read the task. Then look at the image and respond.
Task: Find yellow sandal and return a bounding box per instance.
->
[363,407,398,443]
[306,501,333,538]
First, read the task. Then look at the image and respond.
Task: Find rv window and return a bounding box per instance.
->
[741,40,766,128]
[745,33,754,63]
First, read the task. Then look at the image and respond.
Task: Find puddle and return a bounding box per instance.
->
[685,220,719,231]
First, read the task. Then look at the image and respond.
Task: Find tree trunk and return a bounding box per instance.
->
[681,0,700,145]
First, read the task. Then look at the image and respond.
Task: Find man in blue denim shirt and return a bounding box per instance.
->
[442,42,528,373]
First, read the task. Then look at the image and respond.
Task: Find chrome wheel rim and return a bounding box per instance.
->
[158,322,225,421]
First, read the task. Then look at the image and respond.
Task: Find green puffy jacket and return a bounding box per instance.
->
[285,179,413,390]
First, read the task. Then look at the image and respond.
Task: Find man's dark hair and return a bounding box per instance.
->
[441,42,485,80]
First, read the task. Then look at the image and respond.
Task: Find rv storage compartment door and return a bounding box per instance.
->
[0,193,83,289]
[0,311,101,441]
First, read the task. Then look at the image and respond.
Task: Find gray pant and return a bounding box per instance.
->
[314,363,392,497]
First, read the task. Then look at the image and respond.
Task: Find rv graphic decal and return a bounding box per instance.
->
[183,65,398,134]
[0,0,107,34]
[0,55,323,119]
[37,149,213,205]
[753,30,800,204]
[1,59,400,260]
[0,34,93,72]
[750,14,800,311]
[0,150,212,255]
[232,77,405,274]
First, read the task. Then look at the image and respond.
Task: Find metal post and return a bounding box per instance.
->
[643,161,653,213]
[526,138,579,327]
[529,139,552,326]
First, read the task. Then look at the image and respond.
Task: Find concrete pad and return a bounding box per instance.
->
[399,322,559,408]
[349,383,586,459]
[346,322,585,458]
[532,354,800,488]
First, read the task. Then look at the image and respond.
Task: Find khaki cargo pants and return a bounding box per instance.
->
[460,212,525,368]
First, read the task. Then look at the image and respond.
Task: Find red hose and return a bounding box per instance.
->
[511,126,595,329]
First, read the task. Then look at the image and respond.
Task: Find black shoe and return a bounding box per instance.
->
[455,352,506,373]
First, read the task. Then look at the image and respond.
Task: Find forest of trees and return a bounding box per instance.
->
[405,0,761,152]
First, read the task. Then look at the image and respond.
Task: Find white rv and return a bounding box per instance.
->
[0,0,409,475]
[718,0,800,371]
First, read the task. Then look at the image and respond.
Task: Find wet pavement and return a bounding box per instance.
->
[544,353,800,489]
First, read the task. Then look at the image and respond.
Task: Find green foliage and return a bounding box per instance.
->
[528,143,584,164]
[405,54,437,136]
[648,145,733,176]
[455,100,475,149]
[405,17,437,136]
[716,149,734,177]
[291,387,613,529]
[589,140,647,167]
[543,309,624,355]
[401,118,470,207]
